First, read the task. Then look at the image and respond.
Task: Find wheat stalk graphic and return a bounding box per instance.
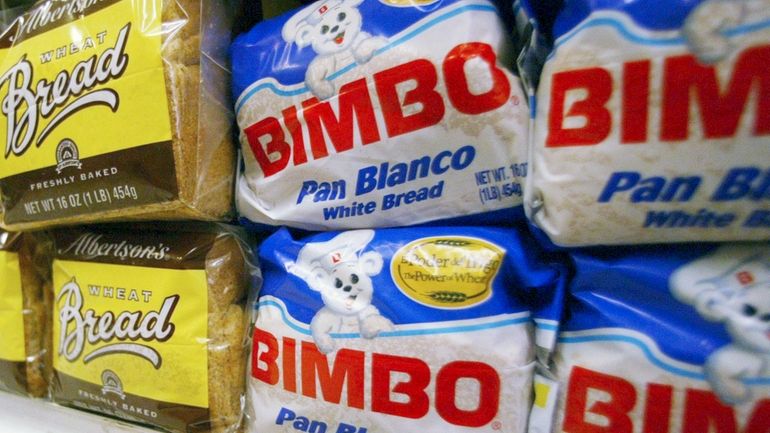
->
[427,287,489,304]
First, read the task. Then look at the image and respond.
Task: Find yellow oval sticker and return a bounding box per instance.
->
[391,236,504,309]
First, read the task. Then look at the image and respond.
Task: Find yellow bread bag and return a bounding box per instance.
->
[49,223,259,433]
[0,230,52,398]
[0,0,235,230]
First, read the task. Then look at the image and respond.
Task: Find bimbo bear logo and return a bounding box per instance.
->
[290,230,393,353]
[670,244,770,405]
[282,0,388,100]
[683,0,770,64]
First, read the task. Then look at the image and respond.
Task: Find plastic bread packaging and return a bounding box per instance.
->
[0,230,52,398]
[520,0,770,246]
[511,0,552,104]
[0,0,236,231]
[247,226,566,433]
[49,223,260,433]
[232,0,529,231]
[0,2,33,33]
[528,243,770,433]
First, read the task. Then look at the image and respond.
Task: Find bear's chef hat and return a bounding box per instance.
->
[713,254,770,290]
[671,244,770,305]
[281,0,363,46]
[302,0,345,25]
[292,230,376,277]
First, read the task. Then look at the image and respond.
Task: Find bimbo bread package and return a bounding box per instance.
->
[232,0,529,230]
[522,0,770,246]
[248,226,566,433]
[529,243,770,433]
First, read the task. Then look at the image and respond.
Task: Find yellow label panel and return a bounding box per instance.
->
[0,0,172,178]
[0,251,25,362]
[391,236,504,309]
[534,381,551,408]
[53,259,209,408]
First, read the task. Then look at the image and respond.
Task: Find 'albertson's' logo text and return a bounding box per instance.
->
[59,233,171,261]
[57,278,178,369]
[0,23,130,158]
[245,42,512,178]
[14,0,112,40]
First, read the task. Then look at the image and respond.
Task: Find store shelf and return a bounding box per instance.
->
[0,392,156,433]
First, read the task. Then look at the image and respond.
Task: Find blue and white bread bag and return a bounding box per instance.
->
[529,243,770,433]
[247,227,565,433]
[522,0,770,246]
[231,0,529,230]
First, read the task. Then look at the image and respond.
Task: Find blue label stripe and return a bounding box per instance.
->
[235,3,497,115]
[534,320,557,331]
[528,94,536,119]
[549,16,770,59]
[257,299,530,339]
[560,334,770,385]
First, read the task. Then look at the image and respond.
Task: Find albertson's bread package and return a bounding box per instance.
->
[0,0,236,231]
[50,224,259,433]
[521,0,770,246]
[248,226,566,433]
[529,243,770,433]
[232,0,529,230]
[0,230,52,398]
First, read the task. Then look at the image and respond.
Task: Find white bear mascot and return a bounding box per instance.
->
[291,230,394,354]
[683,0,770,64]
[670,244,770,404]
[282,0,388,100]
